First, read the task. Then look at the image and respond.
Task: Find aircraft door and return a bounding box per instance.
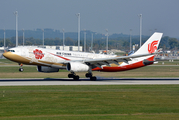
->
[21,48,28,57]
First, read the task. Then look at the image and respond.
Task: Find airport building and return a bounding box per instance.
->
[44,46,83,51]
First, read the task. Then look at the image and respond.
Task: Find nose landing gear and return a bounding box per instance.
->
[19,63,24,72]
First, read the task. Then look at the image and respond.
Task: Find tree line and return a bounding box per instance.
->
[0,36,178,52]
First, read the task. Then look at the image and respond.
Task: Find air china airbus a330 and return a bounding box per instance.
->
[3,32,163,80]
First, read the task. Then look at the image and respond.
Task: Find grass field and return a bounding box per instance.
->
[0,59,179,119]
[1,66,179,78]
[0,85,179,120]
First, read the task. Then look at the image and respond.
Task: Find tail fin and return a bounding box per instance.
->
[133,32,163,55]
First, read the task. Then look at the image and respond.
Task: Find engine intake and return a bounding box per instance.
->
[37,66,59,73]
[67,62,89,72]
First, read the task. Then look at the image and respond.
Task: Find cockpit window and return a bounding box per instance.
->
[8,50,15,52]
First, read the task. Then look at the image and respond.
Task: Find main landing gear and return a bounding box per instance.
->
[68,72,97,81]
[19,63,24,72]
[68,72,79,80]
[85,73,96,81]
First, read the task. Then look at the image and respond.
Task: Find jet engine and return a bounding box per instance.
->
[37,66,59,73]
[143,59,154,66]
[66,62,89,72]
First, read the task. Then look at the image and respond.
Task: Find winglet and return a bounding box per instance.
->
[155,48,162,54]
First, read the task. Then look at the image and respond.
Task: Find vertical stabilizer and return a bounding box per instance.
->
[133,32,163,55]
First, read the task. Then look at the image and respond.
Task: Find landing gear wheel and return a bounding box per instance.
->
[90,76,96,81]
[19,68,24,72]
[85,73,92,78]
[86,73,96,80]
[68,74,75,78]
[68,72,80,80]
[73,75,79,80]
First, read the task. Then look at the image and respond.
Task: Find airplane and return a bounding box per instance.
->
[3,32,163,80]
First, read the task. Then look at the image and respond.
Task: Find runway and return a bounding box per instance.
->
[0,78,179,86]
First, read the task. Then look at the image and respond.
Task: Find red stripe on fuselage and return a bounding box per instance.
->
[50,53,70,61]
[92,56,155,72]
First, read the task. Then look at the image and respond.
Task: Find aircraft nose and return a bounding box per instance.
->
[3,52,11,59]
[3,51,27,64]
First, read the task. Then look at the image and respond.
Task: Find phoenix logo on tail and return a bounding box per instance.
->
[148,40,159,53]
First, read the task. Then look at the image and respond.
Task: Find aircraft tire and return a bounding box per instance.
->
[73,75,79,80]
[85,73,92,78]
[19,68,24,72]
[68,74,74,78]
[90,76,96,81]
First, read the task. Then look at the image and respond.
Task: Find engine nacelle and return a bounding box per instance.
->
[143,59,154,66]
[37,66,59,73]
[66,62,89,72]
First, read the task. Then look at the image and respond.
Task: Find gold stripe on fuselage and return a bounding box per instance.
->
[3,52,65,67]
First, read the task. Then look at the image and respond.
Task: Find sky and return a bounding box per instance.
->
[0,0,179,37]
